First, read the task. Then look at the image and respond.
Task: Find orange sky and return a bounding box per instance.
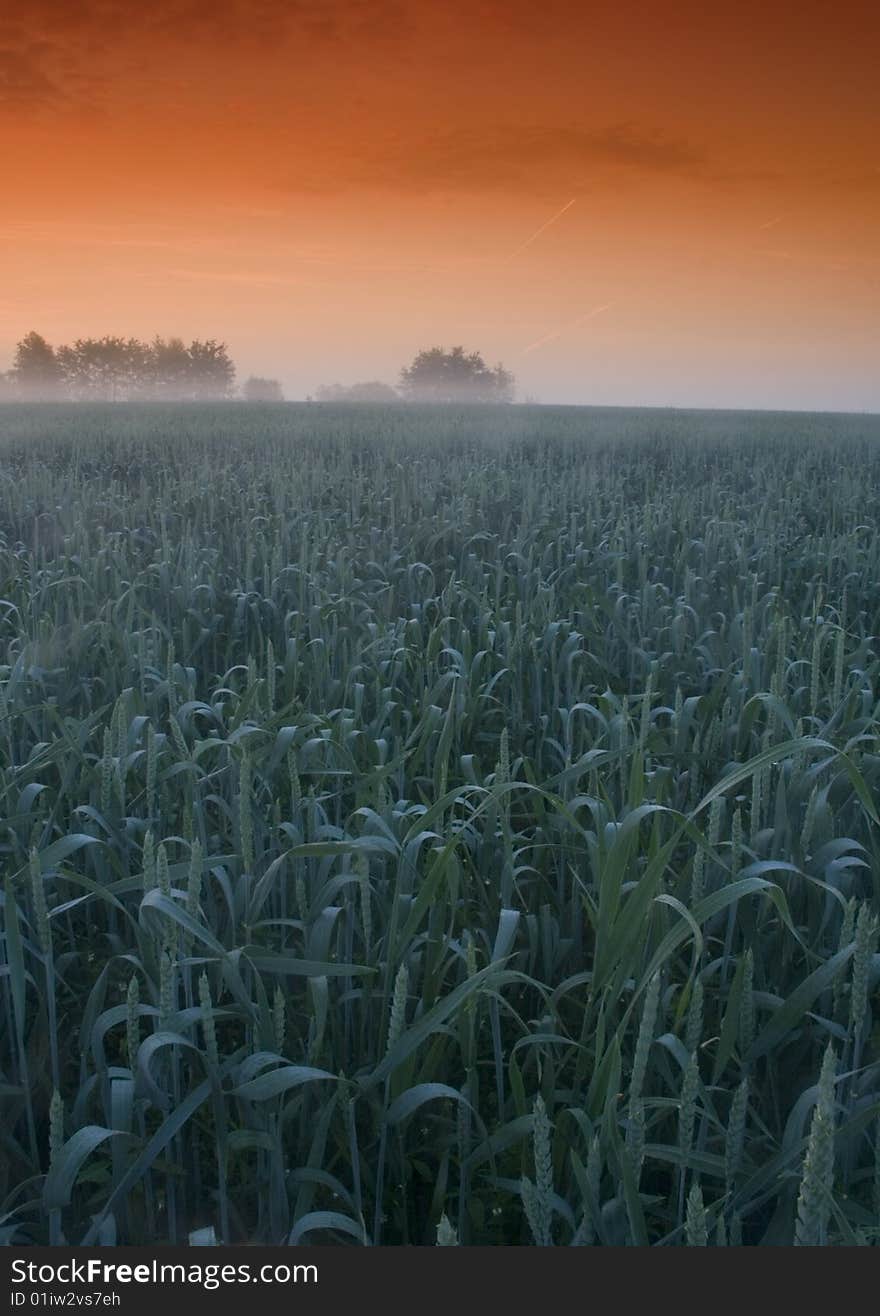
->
[1,1,878,408]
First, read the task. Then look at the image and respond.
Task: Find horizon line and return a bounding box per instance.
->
[1,398,878,419]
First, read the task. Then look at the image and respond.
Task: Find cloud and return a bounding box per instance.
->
[3,2,409,53]
[0,46,63,110]
[1,0,874,209]
[269,121,712,195]
[0,1,413,117]
[412,123,708,187]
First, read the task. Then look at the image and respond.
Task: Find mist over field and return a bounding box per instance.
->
[1,401,880,1246]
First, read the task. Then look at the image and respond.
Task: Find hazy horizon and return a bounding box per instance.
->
[3,394,880,419]
[1,1,878,412]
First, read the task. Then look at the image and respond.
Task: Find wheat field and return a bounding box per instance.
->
[1,401,879,1246]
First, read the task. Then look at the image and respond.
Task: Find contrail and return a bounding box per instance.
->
[758,216,784,230]
[520,303,611,355]
[506,198,577,260]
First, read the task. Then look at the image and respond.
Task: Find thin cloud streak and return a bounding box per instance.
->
[505,198,576,260]
[520,303,612,355]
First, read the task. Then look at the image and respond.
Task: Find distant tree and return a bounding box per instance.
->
[187,340,236,399]
[345,381,400,402]
[7,331,239,401]
[314,383,348,402]
[56,336,151,401]
[146,337,193,399]
[144,338,236,400]
[11,331,66,400]
[0,371,13,399]
[243,376,284,402]
[399,346,514,403]
[314,380,399,403]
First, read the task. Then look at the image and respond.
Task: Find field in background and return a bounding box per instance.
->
[1,402,880,1246]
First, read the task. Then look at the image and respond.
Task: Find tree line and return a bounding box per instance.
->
[314,347,515,404]
[1,331,236,401]
[1,334,517,404]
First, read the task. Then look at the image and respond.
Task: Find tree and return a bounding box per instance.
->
[243,376,284,402]
[56,336,151,401]
[314,380,399,403]
[147,337,193,399]
[6,331,240,401]
[11,331,66,400]
[314,383,347,402]
[142,338,235,400]
[399,346,514,403]
[345,381,400,402]
[186,340,236,399]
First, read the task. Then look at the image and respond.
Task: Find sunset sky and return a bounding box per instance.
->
[1,1,878,409]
